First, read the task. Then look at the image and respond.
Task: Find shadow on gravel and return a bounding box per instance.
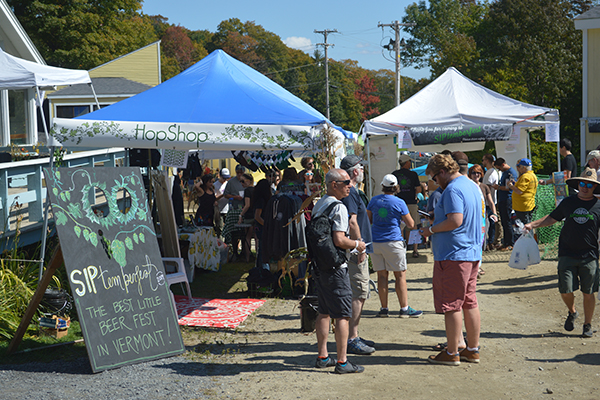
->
[154,360,310,376]
[418,329,567,342]
[477,274,557,295]
[255,313,298,321]
[0,357,92,374]
[526,353,600,366]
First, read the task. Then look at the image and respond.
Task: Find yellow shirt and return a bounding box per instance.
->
[512,170,538,212]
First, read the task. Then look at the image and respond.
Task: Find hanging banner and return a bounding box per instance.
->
[545,122,560,142]
[409,124,512,146]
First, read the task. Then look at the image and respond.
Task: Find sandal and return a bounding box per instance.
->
[412,251,420,258]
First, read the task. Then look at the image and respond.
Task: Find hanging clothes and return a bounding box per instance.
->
[262,193,305,262]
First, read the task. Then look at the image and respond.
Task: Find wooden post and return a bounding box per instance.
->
[7,246,64,354]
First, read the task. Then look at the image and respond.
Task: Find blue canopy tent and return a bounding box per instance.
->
[50,49,349,151]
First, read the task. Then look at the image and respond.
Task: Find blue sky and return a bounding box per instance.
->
[141,0,430,80]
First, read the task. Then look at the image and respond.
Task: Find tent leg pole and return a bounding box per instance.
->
[366,134,372,198]
[35,87,54,282]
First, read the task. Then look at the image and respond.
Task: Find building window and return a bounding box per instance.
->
[9,90,27,145]
[56,105,91,119]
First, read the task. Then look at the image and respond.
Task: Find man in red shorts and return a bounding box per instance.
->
[421,154,483,366]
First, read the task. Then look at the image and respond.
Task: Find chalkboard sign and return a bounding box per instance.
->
[43,167,185,373]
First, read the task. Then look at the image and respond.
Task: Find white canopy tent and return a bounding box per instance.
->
[0,47,96,278]
[362,67,560,196]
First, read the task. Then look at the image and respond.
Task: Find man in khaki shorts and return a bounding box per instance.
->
[392,154,422,258]
[340,155,375,355]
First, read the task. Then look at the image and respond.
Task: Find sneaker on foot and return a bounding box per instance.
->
[399,306,423,318]
[564,311,579,332]
[377,308,389,318]
[459,348,480,363]
[358,337,375,347]
[428,350,460,366]
[334,360,365,374]
[315,356,337,368]
[582,323,593,338]
[347,337,375,355]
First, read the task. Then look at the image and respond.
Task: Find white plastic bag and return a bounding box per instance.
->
[509,235,529,270]
[508,231,540,270]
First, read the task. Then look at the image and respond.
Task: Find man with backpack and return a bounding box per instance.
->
[310,168,366,374]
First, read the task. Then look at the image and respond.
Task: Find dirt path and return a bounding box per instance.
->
[181,249,599,400]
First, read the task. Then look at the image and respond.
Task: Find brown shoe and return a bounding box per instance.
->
[428,350,460,366]
[459,348,480,363]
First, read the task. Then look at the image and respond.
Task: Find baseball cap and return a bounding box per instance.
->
[586,150,600,163]
[517,158,532,167]
[399,154,412,165]
[451,151,469,165]
[381,174,398,187]
[340,155,363,171]
[220,168,231,178]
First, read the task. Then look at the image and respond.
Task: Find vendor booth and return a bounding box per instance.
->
[362,67,560,196]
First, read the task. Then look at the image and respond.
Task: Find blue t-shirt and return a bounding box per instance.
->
[367,194,409,242]
[342,186,373,253]
[432,175,483,261]
[497,167,517,203]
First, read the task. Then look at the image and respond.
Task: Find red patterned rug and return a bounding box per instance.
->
[174,295,266,329]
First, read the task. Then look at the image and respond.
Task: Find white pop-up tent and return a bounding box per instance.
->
[0,47,97,145]
[0,47,95,277]
[362,67,560,195]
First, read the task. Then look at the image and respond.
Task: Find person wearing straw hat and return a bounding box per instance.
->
[524,167,600,338]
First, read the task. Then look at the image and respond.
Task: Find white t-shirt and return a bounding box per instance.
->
[483,167,500,204]
[214,179,229,214]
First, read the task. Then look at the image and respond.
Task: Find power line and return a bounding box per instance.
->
[314,29,338,119]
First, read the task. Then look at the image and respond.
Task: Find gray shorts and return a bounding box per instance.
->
[315,267,352,319]
[347,254,370,300]
[557,256,600,294]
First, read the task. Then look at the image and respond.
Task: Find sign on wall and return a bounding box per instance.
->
[43,167,184,373]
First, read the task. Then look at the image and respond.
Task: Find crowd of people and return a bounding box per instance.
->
[179,144,600,375]
[310,144,600,374]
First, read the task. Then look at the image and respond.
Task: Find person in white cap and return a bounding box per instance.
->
[524,167,600,338]
[367,174,423,319]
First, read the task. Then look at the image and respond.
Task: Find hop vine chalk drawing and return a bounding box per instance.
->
[44,167,184,373]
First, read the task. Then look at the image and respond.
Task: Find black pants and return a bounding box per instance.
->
[498,200,513,247]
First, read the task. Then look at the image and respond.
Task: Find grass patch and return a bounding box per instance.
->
[0,321,87,365]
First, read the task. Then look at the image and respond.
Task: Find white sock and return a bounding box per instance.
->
[401,306,408,312]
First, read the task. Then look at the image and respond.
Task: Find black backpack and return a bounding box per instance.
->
[305,201,347,272]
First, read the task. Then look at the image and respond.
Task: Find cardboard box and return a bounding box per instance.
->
[40,327,69,339]
[39,315,70,338]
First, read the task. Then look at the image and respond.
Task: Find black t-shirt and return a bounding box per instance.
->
[563,154,577,196]
[549,195,600,259]
[243,187,255,219]
[392,168,420,204]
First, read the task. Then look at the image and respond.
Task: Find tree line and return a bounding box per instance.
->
[8,0,598,173]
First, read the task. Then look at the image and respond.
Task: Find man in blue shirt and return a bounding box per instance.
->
[421,154,483,366]
[492,158,517,250]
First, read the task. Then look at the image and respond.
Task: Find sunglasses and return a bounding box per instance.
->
[334,179,351,186]
[306,172,314,176]
[579,181,595,189]
[431,172,440,182]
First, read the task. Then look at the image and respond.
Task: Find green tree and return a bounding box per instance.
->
[402,0,488,77]
[9,0,156,69]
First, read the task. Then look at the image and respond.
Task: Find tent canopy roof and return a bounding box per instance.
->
[79,49,342,129]
[368,67,558,129]
[0,47,91,90]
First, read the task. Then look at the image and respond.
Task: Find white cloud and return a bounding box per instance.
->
[283,36,314,52]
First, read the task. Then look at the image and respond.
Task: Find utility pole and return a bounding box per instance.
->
[314,29,337,119]
[378,21,415,106]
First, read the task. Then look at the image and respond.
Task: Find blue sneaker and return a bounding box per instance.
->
[399,306,423,318]
[315,356,337,368]
[358,337,375,347]
[347,337,375,354]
